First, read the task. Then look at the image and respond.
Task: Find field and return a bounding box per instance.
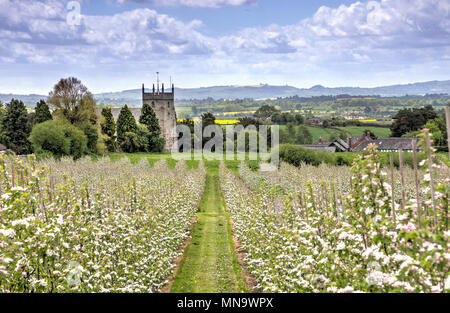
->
[279,125,391,143]
[0,145,449,293]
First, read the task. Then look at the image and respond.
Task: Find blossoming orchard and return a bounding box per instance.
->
[0,130,449,293]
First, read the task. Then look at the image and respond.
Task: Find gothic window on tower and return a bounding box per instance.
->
[152,101,155,107]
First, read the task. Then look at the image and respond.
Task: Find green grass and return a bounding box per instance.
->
[279,125,391,143]
[102,153,254,292]
[170,161,249,293]
[336,126,391,138]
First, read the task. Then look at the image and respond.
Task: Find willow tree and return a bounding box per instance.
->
[47,77,100,153]
[48,77,97,125]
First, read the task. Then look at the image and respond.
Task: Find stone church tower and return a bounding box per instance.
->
[142,82,177,152]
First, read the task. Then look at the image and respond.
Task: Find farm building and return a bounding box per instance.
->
[349,131,421,153]
[306,117,323,126]
[300,137,349,153]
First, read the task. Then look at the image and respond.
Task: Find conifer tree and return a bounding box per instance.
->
[101,107,116,151]
[4,99,32,154]
[138,103,165,151]
[116,105,137,144]
[34,100,52,124]
[139,103,161,136]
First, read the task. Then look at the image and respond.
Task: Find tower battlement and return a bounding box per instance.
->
[142,83,175,101]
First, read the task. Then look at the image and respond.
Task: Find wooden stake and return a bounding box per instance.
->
[425,131,437,228]
[444,106,450,160]
[389,154,396,228]
[398,148,406,212]
[412,140,421,228]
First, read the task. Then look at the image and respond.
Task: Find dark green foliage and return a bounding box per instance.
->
[277,144,427,169]
[100,107,116,152]
[76,123,98,154]
[178,118,195,133]
[238,117,262,128]
[278,144,335,167]
[296,125,313,144]
[149,136,166,153]
[390,105,437,137]
[271,112,305,125]
[29,120,88,159]
[116,105,138,144]
[120,132,139,153]
[139,103,161,135]
[202,112,216,147]
[0,101,6,146]
[136,124,150,152]
[34,100,52,124]
[254,105,279,119]
[139,103,164,152]
[100,107,116,137]
[363,129,377,139]
[201,112,216,129]
[4,99,32,154]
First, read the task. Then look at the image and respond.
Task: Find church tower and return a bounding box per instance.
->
[142,81,177,152]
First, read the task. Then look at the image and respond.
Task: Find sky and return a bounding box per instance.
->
[0,0,449,94]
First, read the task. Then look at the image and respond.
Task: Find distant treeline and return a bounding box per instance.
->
[176,94,450,116]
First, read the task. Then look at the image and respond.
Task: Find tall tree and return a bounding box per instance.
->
[296,125,313,144]
[116,105,137,144]
[391,105,437,137]
[139,103,165,152]
[201,112,216,129]
[100,107,116,152]
[0,101,7,145]
[4,99,32,154]
[34,100,52,124]
[139,103,161,135]
[201,112,216,148]
[254,105,279,119]
[48,77,97,125]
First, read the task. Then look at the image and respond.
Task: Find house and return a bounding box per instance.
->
[300,137,348,153]
[349,131,421,153]
[301,142,336,153]
[306,117,323,126]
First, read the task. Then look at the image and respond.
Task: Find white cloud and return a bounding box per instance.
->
[115,0,256,8]
[0,0,214,64]
[0,0,449,92]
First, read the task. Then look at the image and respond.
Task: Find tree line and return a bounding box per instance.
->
[0,77,165,159]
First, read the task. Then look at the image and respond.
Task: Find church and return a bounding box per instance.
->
[142,82,178,152]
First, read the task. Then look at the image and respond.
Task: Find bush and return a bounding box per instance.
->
[29,120,88,159]
[76,123,99,154]
[278,144,336,167]
[137,124,150,152]
[120,132,139,153]
[277,144,427,169]
[149,136,165,153]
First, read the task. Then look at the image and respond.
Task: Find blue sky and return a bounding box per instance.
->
[0,0,449,94]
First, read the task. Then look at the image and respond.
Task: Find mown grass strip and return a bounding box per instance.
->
[170,161,249,293]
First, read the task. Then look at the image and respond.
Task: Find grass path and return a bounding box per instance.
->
[170,161,249,293]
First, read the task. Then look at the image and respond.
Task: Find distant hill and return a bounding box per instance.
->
[2,80,449,107]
